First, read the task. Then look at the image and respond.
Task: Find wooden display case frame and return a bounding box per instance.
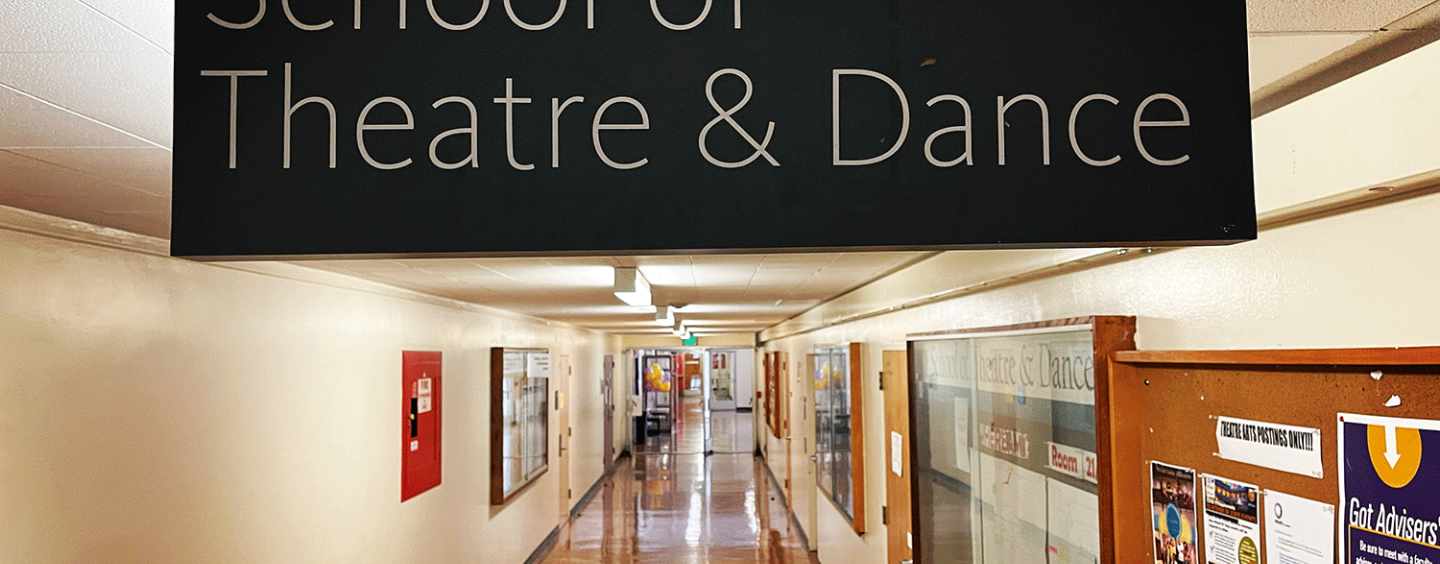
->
[490,347,550,506]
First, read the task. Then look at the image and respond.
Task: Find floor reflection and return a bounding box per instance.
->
[543,397,815,563]
[709,408,755,454]
[641,396,707,455]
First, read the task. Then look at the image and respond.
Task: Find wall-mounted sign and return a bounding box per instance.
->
[173,0,1254,259]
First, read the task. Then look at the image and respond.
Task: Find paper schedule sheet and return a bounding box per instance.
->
[1263,490,1333,564]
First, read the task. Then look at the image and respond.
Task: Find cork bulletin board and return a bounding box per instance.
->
[1106,347,1440,564]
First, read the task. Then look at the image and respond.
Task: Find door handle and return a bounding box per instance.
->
[410,398,419,437]
[900,560,914,564]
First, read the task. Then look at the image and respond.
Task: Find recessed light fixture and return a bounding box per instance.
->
[613,267,651,307]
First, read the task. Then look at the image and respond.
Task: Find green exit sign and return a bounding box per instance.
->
[683,336,698,346]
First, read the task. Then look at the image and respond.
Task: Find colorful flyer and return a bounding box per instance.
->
[1339,413,1440,564]
[1202,475,1262,564]
[1152,462,1200,564]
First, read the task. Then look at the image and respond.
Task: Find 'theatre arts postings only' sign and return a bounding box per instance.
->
[172,0,1255,259]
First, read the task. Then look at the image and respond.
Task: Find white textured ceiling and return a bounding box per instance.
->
[1245,0,1437,90]
[0,0,171,238]
[1,0,1436,335]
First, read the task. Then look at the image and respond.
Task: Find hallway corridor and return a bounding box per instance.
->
[540,453,816,563]
[543,392,813,563]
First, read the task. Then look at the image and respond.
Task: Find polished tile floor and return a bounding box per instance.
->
[542,398,815,563]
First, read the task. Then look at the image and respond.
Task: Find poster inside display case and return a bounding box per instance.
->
[815,343,866,532]
[490,347,551,505]
[908,317,1134,564]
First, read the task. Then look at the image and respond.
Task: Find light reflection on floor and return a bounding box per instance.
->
[542,398,815,563]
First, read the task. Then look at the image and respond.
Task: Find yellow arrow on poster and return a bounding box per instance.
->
[1367,423,1422,488]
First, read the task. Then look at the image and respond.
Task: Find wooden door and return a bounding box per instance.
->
[799,353,818,548]
[883,350,913,564]
[557,355,572,519]
[781,352,791,497]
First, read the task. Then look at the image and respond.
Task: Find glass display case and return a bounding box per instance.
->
[815,343,865,531]
[908,318,1132,564]
[490,347,550,505]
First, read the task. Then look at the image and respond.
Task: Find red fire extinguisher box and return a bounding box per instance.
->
[402,351,442,502]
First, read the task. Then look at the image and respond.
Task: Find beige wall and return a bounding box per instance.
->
[0,220,622,564]
[763,191,1440,564]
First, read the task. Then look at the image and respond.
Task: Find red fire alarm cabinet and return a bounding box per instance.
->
[402,351,442,502]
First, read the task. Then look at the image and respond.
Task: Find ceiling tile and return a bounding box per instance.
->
[1248,33,1373,90]
[0,52,174,148]
[0,149,165,209]
[0,0,163,53]
[79,0,177,52]
[0,85,157,149]
[1247,0,1433,32]
[8,147,170,196]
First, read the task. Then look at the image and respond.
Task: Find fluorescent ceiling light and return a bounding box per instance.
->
[613,267,651,307]
[654,306,674,326]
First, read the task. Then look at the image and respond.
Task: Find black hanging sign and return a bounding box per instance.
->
[173,0,1255,259]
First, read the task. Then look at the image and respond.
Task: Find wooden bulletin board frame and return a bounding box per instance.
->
[1107,347,1440,563]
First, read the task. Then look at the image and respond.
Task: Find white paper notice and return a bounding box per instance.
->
[528,353,552,379]
[1202,475,1262,564]
[891,431,904,476]
[1264,490,1333,564]
[955,400,971,473]
[1216,416,1323,478]
[417,378,433,413]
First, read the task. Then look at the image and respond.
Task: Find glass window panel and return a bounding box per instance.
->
[815,345,858,523]
[913,328,1099,564]
[494,348,550,503]
[815,352,833,502]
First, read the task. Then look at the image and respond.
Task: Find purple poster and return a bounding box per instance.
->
[1339,414,1440,564]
